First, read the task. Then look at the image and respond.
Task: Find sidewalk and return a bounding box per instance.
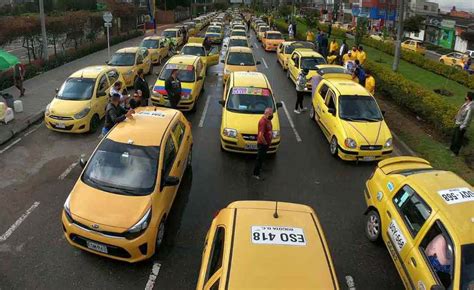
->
[0,24,175,145]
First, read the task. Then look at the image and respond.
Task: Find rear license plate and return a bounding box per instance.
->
[245,144,258,150]
[86,240,108,254]
[55,123,65,129]
[362,156,376,161]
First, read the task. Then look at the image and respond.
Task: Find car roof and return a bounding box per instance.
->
[167,54,200,65]
[231,72,269,88]
[227,46,252,53]
[106,107,178,146]
[143,36,164,41]
[266,30,282,34]
[70,66,110,78]
[116,47,140,54]
[326,78,370,96]
[224,201,338,289]
[183,42,204,48]
[296,49,324,57]
[164,28,179,32]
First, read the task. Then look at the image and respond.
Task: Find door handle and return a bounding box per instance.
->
[410,257,417,267]
[386,210,392,218]
[177,160,181,167]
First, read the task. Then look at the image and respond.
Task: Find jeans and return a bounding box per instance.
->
[253,144,269,176]
[102,127,110,136]
[450,126,466,155]
[295,91,304,110]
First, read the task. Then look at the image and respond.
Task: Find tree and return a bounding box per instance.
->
[302,9,320,29]
[403,15,424,33]
[355,17,367,46]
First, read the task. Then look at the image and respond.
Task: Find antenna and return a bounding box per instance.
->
[273,201,279,218]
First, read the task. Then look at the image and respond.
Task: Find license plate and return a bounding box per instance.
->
[86,240,108,254]
[251,226,306,246]
[362,156,376,161]
[55,123,65,129]
[245,144,258,150]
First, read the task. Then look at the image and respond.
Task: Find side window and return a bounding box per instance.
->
[143,49,149,58]
[209,279,220,290]
[136,52,144,64]
[107,70,119,85]
[419,221,454,289]
[97,74,108,95]
[205,227,225,283]
[318,84,329,100]
[172,121,186,149]
[162,135,177,178]
[392,185,432,237]
[326,90,336,110]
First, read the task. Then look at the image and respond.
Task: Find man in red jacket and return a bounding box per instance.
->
[253,107,274,180]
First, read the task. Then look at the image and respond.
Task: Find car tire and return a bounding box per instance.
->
[155,219,166,251]
[330,136,338,157]
[365,210,381,243]
[309,106,316,121]
[89,114,100,133]
[186,147,193,169]
[286,69,290,79]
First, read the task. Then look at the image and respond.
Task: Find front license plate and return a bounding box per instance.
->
[86,240,108,254]
[55,123,65,129]
[362,156,376,161]
[245,144,258,150]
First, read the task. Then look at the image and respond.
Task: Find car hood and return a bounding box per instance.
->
[340,119,391,145]
[50,98,90,116]
[223,110,280,134]
[152,79,194,95]
[69,180,152,230]
[225,64,257,73]
[108,66,134,74]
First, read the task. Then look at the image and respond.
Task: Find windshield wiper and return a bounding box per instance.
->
[86,177,139,196]
[357,117,382,122]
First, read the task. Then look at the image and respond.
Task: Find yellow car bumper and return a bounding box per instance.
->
[62,211,157,263]
[44,114,92,133]
[337,146,392,161]
[221,135,280,154]
[150,95,197,111]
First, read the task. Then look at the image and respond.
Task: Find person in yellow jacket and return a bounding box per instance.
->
[357,45,367,64]
[365,70,375,94]
[327,51,338,64]
[306,30,315,42]
[329,39,339,54]
[342,50,357,63]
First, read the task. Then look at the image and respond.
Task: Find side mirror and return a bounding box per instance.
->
[328,108,336,115]
[197,76,203,81]
[137,60,143,65]
[218,100,225,106]
[220,59,225,63]
[79,155,87,168]
[105,61,109,65]
[55,88,59,94]
[176,50,180,54]
[164,176,180,187]
[382,110,386,116]
[256,60,261,65]
[276,102,282,109]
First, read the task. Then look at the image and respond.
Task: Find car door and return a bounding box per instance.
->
[159,40,168,58]
[287,53,297,81]
[277,44,284,63]
[94,74,109,118]
[384,185,434,289]
[160,132,181,213]
[201,226,226,290]
[206,46,220,67]
[314,82,329,123]
[171,119,190,178]
[290,53,300,82]
[142,48,152,73]
[320,88,337,139]
[135,51,144,73]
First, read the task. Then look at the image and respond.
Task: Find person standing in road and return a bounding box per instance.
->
[103,93,134,135]
[133,69,150,106]
[204,36,212,52]
[288,23,294,40]
[295,69,309,114]
[129,92,143,109]
[306,30,315,42]
[352,59,366,86]
[13,63,26,97]
[365,70,375,95]
[292,22,297,37]
[253,107,274,180]
[329,39,339,55]
[165,69,182,109]
[450,92,473,156]
[320,33,329,58]
[338,39,348,65]
[357,45,367,65]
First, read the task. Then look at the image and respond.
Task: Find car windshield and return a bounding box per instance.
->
[301,57,327,69]
[286,42,315,54]
[159,64,195,82]
[266,33,283,39]
[226,87,274,114]
[163,30,177,38]
[208,27,221,33]
[259,27,270,32]
[82,139,159,196]
[227,52,254,65]
[140,39,159,49]
[182,46,206,56]
[229,39,248,47]
[108,53,135,66]
[461,244,474,290]
[318,67,349,75]
[231,31,246,37]
[57,78,95,100]
[339,95,383,121]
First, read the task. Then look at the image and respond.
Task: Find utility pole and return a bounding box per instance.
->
[392,0,405,72]
[39,0,48,61]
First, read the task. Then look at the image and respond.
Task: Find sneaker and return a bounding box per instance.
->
[294,109,301,114]
[301,107,308,112]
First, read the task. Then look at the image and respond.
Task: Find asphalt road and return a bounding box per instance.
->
[0,28,403,289]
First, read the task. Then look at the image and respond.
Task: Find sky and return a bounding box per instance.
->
[435,0,474,12]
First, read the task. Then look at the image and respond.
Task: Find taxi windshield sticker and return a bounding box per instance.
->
[137,111,166,118]
[437,187,474,205]
[251,226,306,246]
[165,64,194,71]
[232,88,270,96]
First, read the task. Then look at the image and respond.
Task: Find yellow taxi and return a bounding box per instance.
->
[287,49,327,85]
[439,52,468,69]
[62,106,193,262]
[310,78,393,161]
[107,47,152,87]
[205,25,224,44]
[262,31,285,52]
[151,55,206,112]
[252,19,265,31]
[196,200,339,289]
[297,65,353,92]
[219,72,281,153]
[230,29,247,38]
[139,36,170,65]
[45,66,125,133]
[363,156,474,290]
[162,28,184,47]
[226,36,250,49]
[183,21,197,36]
[222,46,260,84]
[179,38,220,68]
[401,40,426,55]
[257,25,270,41]
[194,18,203,31]
[277,41,316,70]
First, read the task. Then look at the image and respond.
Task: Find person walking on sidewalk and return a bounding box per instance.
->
[13,63,26,97]
[102,93,134,135]
[450,92,473,156]
[165,69,182,109]
[295,68,309,114]
[288,23,294,40]
[134,69,150,106]
[253,108,274,180]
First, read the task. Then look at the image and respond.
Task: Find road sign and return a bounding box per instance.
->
[103,12,113,23]
[104,22,112,28]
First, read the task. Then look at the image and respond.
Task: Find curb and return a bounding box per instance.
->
[0,109,44,146]
[391,131,417,157]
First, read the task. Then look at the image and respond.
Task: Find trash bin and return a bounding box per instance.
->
[1,92,14,108]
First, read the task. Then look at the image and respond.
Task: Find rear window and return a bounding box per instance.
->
[227,52,254,66]
[266,33,283,40]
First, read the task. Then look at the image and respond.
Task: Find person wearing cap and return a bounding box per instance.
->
[295,68,309,114]
[165,69,182,109]
[342,50,356,64]
[253,107,274,180]
[103,93,134,135]
[129,92,143,109]
[450,92,473,156]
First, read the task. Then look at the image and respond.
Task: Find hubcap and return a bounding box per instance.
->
[367,214,379,238]
[330,138,337,154]
[187,150,192,166]
[156,222,165,248]
[310,107,315,119]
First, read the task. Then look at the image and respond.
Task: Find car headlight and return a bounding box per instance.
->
[74,107,91,119]
[223,128,238,138]
[272,130,280,138]
[124,208,152,240]
[344,138,357,149]
[45,103,51,116]
[181,93,191,100]
[384,138,393,148]
[63,194,73,223]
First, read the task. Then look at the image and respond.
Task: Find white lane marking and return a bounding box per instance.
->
[58,161,79,180]
[345,275,356,290]
[261,57,269,69]
[0,138,22,154]
[198,94,212,128]
[0,202,40,242]
[23,124,42,137]
[254,42,259,49]
[144,262,162,290]
[281,101,302,142]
